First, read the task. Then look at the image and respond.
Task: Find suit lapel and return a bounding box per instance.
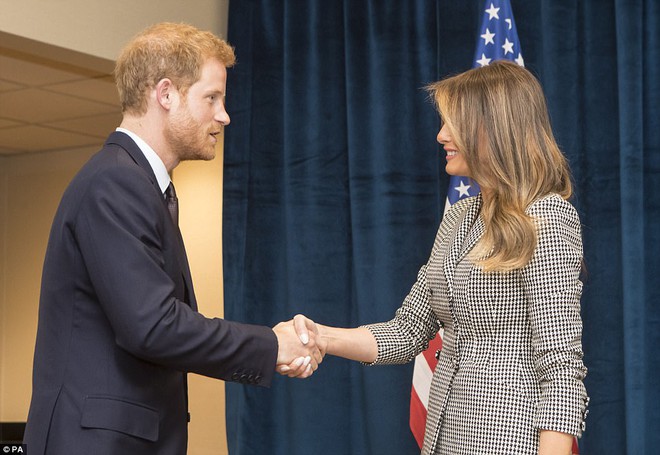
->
[105,131,160,188]
[174,229,198,310]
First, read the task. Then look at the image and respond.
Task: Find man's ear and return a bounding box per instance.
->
[155,78,176,110]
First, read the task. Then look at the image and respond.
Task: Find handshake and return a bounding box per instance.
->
[272,314,326,379]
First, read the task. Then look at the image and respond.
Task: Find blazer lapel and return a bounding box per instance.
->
[443,194,483,300]
[457,197,485,264]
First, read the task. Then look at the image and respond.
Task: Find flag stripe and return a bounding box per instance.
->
[409,388,427,448]
[412,352,434,408]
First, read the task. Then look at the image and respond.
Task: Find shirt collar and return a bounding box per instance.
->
[116,127,171,194]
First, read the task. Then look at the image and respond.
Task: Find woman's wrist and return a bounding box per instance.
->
[316,323,335,356]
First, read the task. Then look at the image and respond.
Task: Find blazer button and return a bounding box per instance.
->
[231,373,240,381]
[435,350,441,360]
[254,375,262,384]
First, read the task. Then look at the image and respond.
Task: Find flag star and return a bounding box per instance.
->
[502,38,514,55]
[505,18,512,30]
[481,28,495,45]
[454,180,471,198]
[476,53,491,67]
[515,53,525,66]
[485,3,500,20]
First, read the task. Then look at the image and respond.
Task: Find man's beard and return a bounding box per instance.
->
[165,107,217,162]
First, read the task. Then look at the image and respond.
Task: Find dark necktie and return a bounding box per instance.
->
[165,182,179,226]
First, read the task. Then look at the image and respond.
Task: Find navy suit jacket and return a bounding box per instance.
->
[24,132,278,454]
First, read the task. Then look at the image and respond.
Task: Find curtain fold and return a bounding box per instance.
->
[615,1,647,451]
[224,1,440,453]
[615,0,660,451]
[223,1,660,453]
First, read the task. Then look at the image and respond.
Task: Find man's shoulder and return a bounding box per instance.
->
[62,139,154,213]
[76,134,146,180]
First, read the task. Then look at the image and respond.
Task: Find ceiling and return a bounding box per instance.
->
[0,46,122,156]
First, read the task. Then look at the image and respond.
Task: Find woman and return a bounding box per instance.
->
[280,60,589,454]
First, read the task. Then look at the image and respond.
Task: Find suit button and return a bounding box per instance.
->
[232,373,240,381]
[247,375,255,383]
[435,350,441,360]
[240,374,248,383]
[255,375,262,384]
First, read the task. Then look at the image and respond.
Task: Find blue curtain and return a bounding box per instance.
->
[223,1,660,454]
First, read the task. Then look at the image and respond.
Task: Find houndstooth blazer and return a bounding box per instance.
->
[365,193,589,455]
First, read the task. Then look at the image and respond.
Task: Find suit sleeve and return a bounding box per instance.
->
[522,196,589,436]
[74,163,277,386]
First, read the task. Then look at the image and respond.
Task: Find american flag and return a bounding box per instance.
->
[410,1,578,453]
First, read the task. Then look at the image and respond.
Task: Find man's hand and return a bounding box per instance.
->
[273,314,326,378]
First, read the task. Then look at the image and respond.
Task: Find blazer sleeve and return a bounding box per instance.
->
[362,198,473,365]
[362,264,439,365]
[74,163,277,386]
[523,195,589,436]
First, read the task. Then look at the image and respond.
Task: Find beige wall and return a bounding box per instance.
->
[175,153,228,454]
[0,0,229,63]
[0,156,6,419]
[0,1,232,453]
[0,147,97,421]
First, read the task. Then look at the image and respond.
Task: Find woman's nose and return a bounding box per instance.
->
[437,124,449,144]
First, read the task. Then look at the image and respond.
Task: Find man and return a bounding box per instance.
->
[24,23,320,455]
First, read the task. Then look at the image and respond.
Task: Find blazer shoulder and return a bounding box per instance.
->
[527,193,576,214]
[527,193,581,230]
[525,194,583,262]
